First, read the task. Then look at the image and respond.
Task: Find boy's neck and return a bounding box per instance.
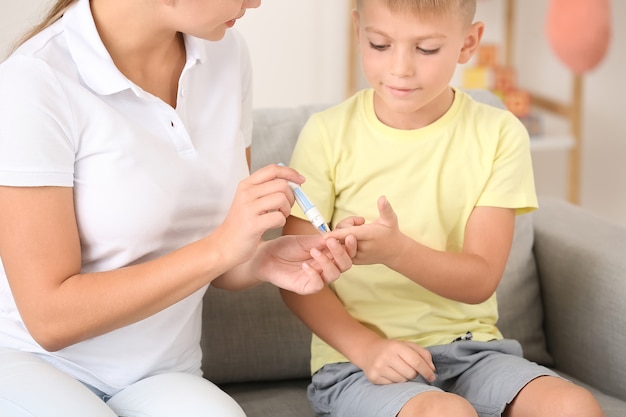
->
[373,87,455,130]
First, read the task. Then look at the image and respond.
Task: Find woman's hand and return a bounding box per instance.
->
[213,164,304,267]
[251,234,357,294]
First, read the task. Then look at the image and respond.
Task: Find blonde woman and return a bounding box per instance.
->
[0,1,356,415]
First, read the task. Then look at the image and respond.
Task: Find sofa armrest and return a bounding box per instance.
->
[532,198,626,401]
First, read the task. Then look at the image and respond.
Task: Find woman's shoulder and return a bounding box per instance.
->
[1,19,73,87]
[5,17,65,61]
[0,53,63,100]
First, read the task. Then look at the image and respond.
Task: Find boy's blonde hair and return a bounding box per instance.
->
[356,0,476,27]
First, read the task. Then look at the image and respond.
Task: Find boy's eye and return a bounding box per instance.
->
[368,42,439,55]
[369,42,389,51]
[418,47,439,55]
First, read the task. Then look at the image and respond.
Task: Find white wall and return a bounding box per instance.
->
[236,1,350,108]
[0,0,49,59]
[2,0,624,227]
[0,0,350,107]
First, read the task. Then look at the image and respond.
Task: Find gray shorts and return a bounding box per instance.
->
[307,339,560,417]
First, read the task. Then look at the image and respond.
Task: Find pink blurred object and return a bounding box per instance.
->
[546,0,611,74]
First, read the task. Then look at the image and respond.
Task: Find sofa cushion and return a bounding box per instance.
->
[201,284,312,385]
[250,105,331,241]
[496,212,553,366]
[201,105,330,384]
[250,104,330,173]
[221,379,313,417]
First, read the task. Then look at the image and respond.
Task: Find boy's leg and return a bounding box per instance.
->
[398,391,477,417]
[503,375,603,417]
[0,347,116,417]
[308,362,476,417]
[442,339,602,417]
[108,372,246,417]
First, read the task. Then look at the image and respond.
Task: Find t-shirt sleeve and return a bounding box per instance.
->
[288,114,336,224]
[0,55,76,187]
[476,111,538,215]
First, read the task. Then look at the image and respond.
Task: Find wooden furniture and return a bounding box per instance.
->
[505,0,582,203]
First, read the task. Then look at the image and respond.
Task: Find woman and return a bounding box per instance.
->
[0,1,355,415]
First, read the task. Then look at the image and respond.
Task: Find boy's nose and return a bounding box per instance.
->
[390,50,415,77]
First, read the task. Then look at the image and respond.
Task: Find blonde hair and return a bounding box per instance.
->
[356,0,476,26]
[12,0,78,51]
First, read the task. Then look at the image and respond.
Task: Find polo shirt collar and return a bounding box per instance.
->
[183,33,207,66]
[63,0,206,96]
[64,0,130,95]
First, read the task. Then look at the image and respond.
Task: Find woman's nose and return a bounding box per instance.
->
[245,0,261,9]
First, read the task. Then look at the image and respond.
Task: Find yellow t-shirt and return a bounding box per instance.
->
[289,88,538,374]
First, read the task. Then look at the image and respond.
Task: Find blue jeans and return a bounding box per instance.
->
[0,348,245,417]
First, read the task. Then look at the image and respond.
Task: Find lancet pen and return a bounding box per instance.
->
[278,163,331,233]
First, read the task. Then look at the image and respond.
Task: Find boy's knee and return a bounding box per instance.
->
[506,376,603,417]
[551,384,603,417]
[399,391,477,417]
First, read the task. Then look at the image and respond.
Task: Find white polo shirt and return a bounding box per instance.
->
[0,0,252,394]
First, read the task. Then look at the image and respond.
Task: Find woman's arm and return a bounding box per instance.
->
[0,186,234,352]
[0,164,351,351]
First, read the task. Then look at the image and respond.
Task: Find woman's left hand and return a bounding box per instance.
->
[252,234,356,294]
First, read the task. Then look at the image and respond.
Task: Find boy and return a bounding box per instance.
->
[280,0,604,416]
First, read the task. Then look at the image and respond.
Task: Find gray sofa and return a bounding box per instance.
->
[200,93,626,417]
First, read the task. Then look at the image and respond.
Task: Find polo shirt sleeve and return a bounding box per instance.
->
[0,54,76,187]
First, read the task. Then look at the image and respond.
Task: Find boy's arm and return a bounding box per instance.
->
[329,197,515,304]
[280,216,436,384]
[398,205,515,304]
[280,217,377,359]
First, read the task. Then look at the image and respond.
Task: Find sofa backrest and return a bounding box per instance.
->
[201,105,326,384]
[201,91,552,385]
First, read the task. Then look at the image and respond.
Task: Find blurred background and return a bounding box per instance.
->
[2,0,624,227]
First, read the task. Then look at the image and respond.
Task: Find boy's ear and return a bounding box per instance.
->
[352,9,361,42]
[458,21,485,64]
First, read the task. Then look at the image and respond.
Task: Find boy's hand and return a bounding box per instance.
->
[328,196,410,267]
[333,215,366,229]
[357,338,436,385]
